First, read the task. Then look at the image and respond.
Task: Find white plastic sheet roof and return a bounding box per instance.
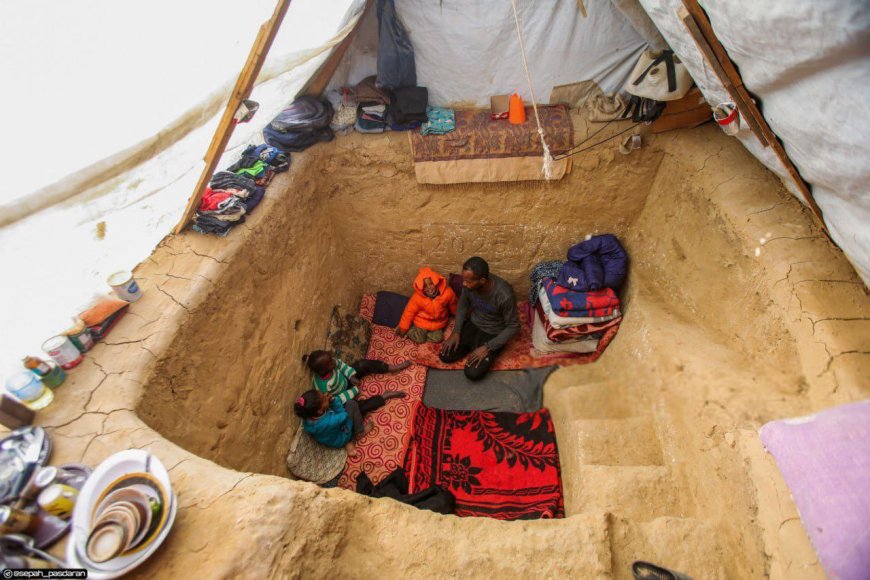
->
[639,0,870,285]
[331,0,648,107]
[0,0,365,376]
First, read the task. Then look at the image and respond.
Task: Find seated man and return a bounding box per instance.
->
[439,256,520,380]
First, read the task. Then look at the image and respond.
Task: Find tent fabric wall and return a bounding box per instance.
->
[0,0,366,229]
[0,0,367,376]
[330,0,648,107]
[638,0,870,285]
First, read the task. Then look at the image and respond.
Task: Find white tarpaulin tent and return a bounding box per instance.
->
[329,0,648,107]
[328,0,869,286]
[639,0,870,286]
[0,0,366,375]
[0,0,867,376]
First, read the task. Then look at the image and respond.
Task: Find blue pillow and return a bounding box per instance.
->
[372,291,410,327]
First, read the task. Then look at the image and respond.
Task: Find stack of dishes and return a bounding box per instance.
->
[66,450,176,579]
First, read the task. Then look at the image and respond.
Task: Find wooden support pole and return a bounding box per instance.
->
[678,2,827,230]
[173,0,292,235]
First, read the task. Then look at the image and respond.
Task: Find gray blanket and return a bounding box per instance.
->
[423,367,557,413]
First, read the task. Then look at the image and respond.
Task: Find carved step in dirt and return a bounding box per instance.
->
[567,416,664,467]
[607,514,729,580]
[565,465,687,522]
[547,380,633,421]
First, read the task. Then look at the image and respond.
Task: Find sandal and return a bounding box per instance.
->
[632,560,692,580]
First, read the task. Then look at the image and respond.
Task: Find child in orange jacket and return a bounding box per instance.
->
[395,267,458,343]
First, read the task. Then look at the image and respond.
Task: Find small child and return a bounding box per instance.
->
[395,267,458,344]
[302,350,411,404]
[294,389,406,455]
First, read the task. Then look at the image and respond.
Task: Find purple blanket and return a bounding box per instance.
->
[760,400,870,580]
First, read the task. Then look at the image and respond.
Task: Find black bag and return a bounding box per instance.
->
[263,125,333,153]
[389,86,428,125]
[356,469,456,515]
[268,96,332,132]
[621,95,666,123]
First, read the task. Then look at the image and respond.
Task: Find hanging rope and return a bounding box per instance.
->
[510,0,553,180]
[552,122,640,161]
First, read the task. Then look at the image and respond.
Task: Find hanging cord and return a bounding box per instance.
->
[558,117,619,157]
[552,122,640,161]
[510,0,553,180]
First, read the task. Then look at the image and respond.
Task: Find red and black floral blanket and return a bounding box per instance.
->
[405,404,565,520]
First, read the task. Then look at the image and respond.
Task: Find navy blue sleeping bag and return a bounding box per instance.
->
[556,234,628,291]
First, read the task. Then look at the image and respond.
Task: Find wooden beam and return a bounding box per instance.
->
[173,0,293,235]
[678,7,766,145]
[302,0,373,97]
[677,4,827,230]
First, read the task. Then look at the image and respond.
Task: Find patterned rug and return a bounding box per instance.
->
[339,294,615,489]
[339,294,426,489]
[409,106,574,162]
[404,404,565,520]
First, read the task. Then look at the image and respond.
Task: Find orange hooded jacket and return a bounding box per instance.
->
[398,267,458,332]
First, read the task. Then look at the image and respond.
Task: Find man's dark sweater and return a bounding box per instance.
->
[454,274,520,350]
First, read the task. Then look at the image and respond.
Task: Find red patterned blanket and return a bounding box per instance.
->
[405,404,564,520]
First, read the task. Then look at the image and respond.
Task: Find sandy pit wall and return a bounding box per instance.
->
[135,167,363,476]
[140,114,667,477]
[318,118,663,298]
[17,118,868,579]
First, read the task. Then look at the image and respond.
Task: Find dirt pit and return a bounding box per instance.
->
[40,117,868,578]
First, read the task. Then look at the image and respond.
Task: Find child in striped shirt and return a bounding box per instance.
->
[301,350,411,404]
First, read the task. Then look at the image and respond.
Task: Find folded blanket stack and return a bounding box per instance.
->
[528,234,627,355]
[193,143,287,236]
[356,103,388,133]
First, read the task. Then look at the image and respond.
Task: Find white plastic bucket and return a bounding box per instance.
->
[107,270,142,302]
[713,103,741,136]
[42,336,83,370]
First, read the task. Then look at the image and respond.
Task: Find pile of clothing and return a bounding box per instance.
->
[226,144,289,187]
[346,76,434,134]
[421,106,455,136]
[326,88,358,136]
[193,144,288,236]
[263,96,334,152]
[356,103,388,133]
[529,234,627,354]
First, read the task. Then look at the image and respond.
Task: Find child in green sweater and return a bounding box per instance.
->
[301,350,411,404]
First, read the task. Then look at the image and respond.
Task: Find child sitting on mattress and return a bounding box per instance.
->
[295,389,406,455]
[301,350,411,404]
[395,267,458,344]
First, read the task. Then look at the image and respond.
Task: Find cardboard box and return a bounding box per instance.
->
[651,88,712,133]
[490,95,510,120]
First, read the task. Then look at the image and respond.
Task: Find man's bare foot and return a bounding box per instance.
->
[362,420,375,436]
[382,390,408,400]
[345,441,357,457]
[387,360,412,373]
